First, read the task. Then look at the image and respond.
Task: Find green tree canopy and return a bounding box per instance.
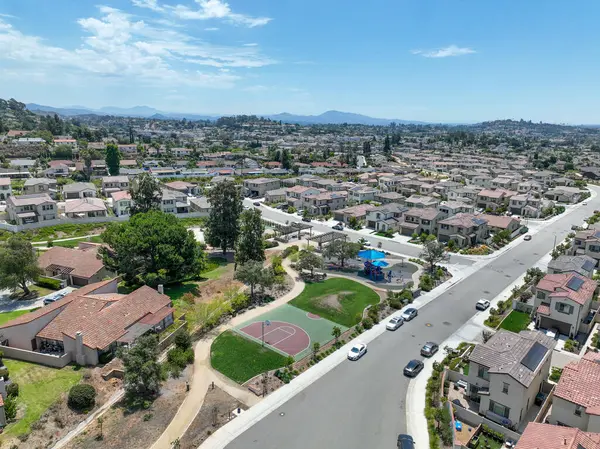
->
[205,180,243,255]
[234,260,274,297]
[296,250,324,276]
[100,211,205,287]
[0,236,43,296]
[105,143,122,176]
[130,173,162,215]
[120,334,162,402]
[419,240,448,273]
[322,240,361,267]
[235,209,265,265]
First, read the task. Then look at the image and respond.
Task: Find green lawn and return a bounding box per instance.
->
[0,310,31,325]
[165,281,201,301]
[211,331,288,383]
[165,257,232,300]
[2,360,82,437]
[289,278,380,327]
[200,256,230,280]
[499,310,531,333]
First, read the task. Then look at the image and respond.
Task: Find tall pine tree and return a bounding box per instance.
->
[205,180,243,255]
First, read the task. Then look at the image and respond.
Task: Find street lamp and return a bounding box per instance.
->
[261,320,271,347]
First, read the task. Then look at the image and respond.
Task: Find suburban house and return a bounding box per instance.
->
[547,351,600,432]
[437,213,489,248]
[548,255,596,278]
[189,197,212,215]
[6,194,57,225]
[243,178,281,197]
[332,203,375,224]
[0,178,11,200]
[533,273,597,337]
[163,181,199,196]
[62,182,97,200]
[516,422,600,449]
[471,174,493,188]
[38,244,113,286]
[466,330,555,430]
[448,186,483,204]
[365,203,408,232]
[102,176,130,195]
[161,188,189,214]
[476,189,516,212]
[285,186,323,208]
[532,170,559,187]
[544,187,583,204]
[478,214,521,234]
[509,194,549,218]
[517,180,543,194]
[44,163,70,178]
[64,197,108,218]
[491,176,520,191]
[303,191,348,215]
[349,186,379,203]
[264,188,288,203]
[23,178,57,198]
[433,181,462,197]
[437,201,475,219]
[404,194,439,209]
[400,208,442,236]
[374,191,405,204]
[572,230,600,264]
[111,191,132,217]
[0,279,174,366]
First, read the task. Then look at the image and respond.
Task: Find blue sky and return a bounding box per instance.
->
[1,0,599,123]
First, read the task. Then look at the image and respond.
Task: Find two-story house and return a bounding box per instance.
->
[437,213,489,248]
[244,178,281,197]
[548,255,596,279]
[478,214,521,234]
[400,208,442,236]
[572,230,600,265]
[0,178,11,200]
[349,186,379,204]
[285,186,324,209]
[437,201,475,219]
[516,422,600,449]
[111,191,132,217]
[163,181,199,196]
[432,181,462,197]
[509,194,547,218]
[374,191,405,204]
[44,163,70,178]
[548,351,600,432]
[64,197,108,219]
[466,330,555,430]
[365,203,408,232]
[477,189,516,212]
[404,194,440,209]
[102,176,130,195]
[544,187,583,204]
[161,188,189,214]
[6,193,57,225]
[533,273,597,337]
[23,178,57,198]
[304,191,348,215]
[532,170,559,188]
[448,186,483,204]
[62,182,97,200]
[517,180,543,194]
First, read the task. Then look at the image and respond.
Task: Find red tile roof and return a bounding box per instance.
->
[516,422,600,449]
[537,304,550,315]
[536,273,597,306]
[478,214,519,229]
[110,191,131,202]
[38,246,106,279]
[554,351,600,412]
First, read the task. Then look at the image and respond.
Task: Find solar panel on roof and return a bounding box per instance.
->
[582,260,596,272]
[472,218,487,226]
[567,276,585,292]
[521,342,548,371]
[594,231,600,239]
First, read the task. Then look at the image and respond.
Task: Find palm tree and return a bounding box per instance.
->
[331,326,342,348]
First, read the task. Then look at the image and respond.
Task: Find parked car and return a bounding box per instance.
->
[302,217,312,222]
[43,294,59,306]
[253,202,261,207]
[397,434,415,449]
[524,234,532,241]
[333,223,344,231]
[401,308,418,321]
[476,299,490,310]
[347,342,367,361]
[386,316,404,331]
[403,359,424,377]
[421,342,439,357]
[583,202,588,206]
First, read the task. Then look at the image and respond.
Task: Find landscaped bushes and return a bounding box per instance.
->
[166,329,195,377]
[68,384,97,411]
[263,240,279,249]
[282,245,299,258]
[36,276,62,290]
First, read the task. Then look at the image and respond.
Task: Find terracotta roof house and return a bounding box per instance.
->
[0,279,174,366]
[163,181,199,196]
[547,351,600,432]
[111,191,132,217]
[332,202,374,224]
[38,244,113,286]
[533,273,597,337]
[516,422,600,449]
[478,214,521,234]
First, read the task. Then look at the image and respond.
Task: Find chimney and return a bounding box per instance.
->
[564,438,567,445]
[75,331,86,366]
[158,284,164,295]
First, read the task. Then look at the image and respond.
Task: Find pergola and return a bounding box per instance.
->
[307,231,347,250]
[272,221,313,240]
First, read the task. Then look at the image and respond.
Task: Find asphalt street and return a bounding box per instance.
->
[227,192,599,449]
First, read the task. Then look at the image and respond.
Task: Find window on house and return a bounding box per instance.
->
[502,382,509,394]
[477,365,489,380]
[536,291,545,300]
[489,400,510,419]
[556,303,574,315]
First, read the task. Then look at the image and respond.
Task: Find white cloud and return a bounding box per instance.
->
[0,7,274,90]
[243,43,258,47]
[168,0,272,27]
[411,45,476,58]
[132,0,164,12]
[205,27,219,31]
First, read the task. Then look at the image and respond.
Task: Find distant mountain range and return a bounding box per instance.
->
[25,103,428,125]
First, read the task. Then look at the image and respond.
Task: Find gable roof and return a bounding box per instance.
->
[554,351,600,413]
[536,273,597,305]
[64,197,107,214]
[548,255,596,277]
[478,214,519,229]
[516,422,600,449]
[38,246,106,279]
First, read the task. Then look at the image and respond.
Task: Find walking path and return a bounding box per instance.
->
[149,258,306,449]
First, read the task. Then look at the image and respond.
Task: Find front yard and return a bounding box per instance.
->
[499,310,531,333]
[2,359,83,438]
[0,309,31,325]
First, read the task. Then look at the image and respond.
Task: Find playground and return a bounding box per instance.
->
[233,304,347,361]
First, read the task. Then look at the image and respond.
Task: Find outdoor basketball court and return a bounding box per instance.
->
[233,304,348,360]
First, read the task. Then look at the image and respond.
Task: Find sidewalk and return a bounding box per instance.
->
[149,258,306,449]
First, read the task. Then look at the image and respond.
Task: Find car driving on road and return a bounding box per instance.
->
[332,223,344,231]
[401,308,418,321]
[347,342,367,361]
[397,434,415,449]
[403,359,424,377]
[253,202,261,207]
[476,299,490,310]
[386,316,404,331]
[524,234,532,241]
[421,342,439,357]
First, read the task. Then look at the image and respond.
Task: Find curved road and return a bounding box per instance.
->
[229,192,598,449]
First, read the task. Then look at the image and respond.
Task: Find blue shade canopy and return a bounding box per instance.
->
[358,249,386,260]
[371,260,389,267]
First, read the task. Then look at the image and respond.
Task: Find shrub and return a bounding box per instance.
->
[174,330,192,351]
[368,306,380,324]
[419,274,434,292]
[361,318,373,330]
[37,276,62,290]
[271,255,286,276]
[550,367,563,382]
[68,384,97,411]
[0,367,9,380]
[4,395,17,421]
[181,292,196,305]
[388,297,402,309]
[6,382,19,398]
[282,245,299,258]
[263,240,279,249]
[167,347,193,370]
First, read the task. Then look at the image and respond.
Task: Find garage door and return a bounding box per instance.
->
[540,316,571,336]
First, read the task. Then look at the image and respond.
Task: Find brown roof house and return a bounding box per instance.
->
[64,197,107,218]
[437,213,489,248]
[400,208,442,236]
[516,422,600,449]
[38,244,114,286]
[546,351,600,432]
[0,278,175,366]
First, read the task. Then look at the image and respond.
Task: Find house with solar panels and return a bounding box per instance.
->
[436,213,489,248]
[466,330,555,431]
[533,273,597,338]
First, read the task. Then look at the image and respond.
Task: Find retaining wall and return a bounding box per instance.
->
[452,403,521,443]
[0,345,72,368]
